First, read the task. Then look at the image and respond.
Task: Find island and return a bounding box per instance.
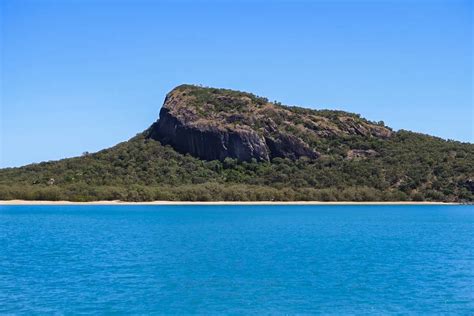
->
[0,85,472,202]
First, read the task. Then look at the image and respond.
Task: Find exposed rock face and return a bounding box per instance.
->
[265,134,319,160]
[338,117,392,138]
[148,107,270,161]
[147,85,393,162]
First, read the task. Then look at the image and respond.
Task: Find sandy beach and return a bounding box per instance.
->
[0,200,460,205]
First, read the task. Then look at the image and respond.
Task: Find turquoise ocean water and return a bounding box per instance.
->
[0,205,473,314]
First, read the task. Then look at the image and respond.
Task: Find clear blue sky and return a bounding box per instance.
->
[1,0,472,168]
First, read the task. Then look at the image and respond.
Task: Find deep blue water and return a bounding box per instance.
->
[0,205,473,314]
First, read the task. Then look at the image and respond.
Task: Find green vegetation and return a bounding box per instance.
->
[1,130,472,202]
[1,85,472,202]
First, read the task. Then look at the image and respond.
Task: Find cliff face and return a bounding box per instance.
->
[147,85,392,162]
[148,107,270,161]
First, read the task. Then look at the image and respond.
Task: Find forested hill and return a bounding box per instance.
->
[1,85,473,202]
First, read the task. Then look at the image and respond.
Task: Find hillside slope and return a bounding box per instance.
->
[1,85,473,202]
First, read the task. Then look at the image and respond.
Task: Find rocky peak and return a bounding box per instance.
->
[146,85,392,162]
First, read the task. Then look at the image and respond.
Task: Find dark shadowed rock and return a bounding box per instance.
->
[148,107,270,161]
[265,134,319,160]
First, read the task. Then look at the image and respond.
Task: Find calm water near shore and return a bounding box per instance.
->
[1,205,473,314]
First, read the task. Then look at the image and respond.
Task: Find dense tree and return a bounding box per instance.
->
[0,130,472,202]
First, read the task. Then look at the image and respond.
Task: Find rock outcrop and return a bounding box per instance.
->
[147,85,393,162]
[148,107,270,161]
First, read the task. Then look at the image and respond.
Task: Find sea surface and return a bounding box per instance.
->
[0,205,473,314]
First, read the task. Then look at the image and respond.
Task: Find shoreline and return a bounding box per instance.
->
[0,200,461,206]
